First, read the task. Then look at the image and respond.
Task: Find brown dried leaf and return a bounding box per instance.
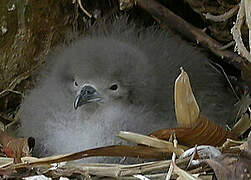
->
[174,67,200,128]
[206,153,251,180]
[150,115,237,147]
[0,130,35,163]
[12,145,173,169]
[206,136,251,180]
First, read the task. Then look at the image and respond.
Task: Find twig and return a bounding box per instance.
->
[165,134,177,180]
[186,145,198,169]
[0,90,23,97]
[76,0,92,18]
[8,157,190,177]
[231,0,251,63]
[5,118,19,130]
[0,88,25,99]
[244,0,251,52]
[119,0,243,69]
[133,174,150,180]
[231,113,251,136]
[209,61,239,100]
[172,160,200,180]
[121,173,171,179]
[0,113,15,123]
[203,5,239,22]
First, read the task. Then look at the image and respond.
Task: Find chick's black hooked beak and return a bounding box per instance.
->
[74,85,102,109]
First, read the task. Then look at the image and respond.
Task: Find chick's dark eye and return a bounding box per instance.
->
[109,84,118,91]
[74,81,78,86]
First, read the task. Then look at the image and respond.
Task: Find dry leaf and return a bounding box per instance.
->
[154,67,236,147]
[10,145,175,169]
[174,67,200,128]
[206,136,251,180]
[0,130,35,163]
[150,115,237,147]
[117,131,187,155]
[206,153,251,180]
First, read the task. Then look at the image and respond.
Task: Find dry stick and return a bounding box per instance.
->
[244,0,251,52]
[209,61,239,100]
[52,166,207,179]
[0,113,15,123]
[9,157,190,178]
[203,5,239,22]
[123,0,243,69]
[231,0,251,63]
[172,160,200,180]
[231,113,251,136]
[5,118,19,130]
[120,173,171,180]
[133,174,150,180]
[165,134,178,180]
[77,0,92,18]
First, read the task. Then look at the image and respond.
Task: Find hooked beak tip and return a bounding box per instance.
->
[74,95,80,110]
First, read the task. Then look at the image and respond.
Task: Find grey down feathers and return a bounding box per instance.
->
[19,18,235,161]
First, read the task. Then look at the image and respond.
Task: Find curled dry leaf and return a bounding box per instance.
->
[231,0,251,63]
[206,153,251,180]
[150,67,237,147]
[0,130,35,163]
[174,67,200,128]
[150,115,237,147]
[206,135,251,180]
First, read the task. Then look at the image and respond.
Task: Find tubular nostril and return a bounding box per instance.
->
[81,85,96,95]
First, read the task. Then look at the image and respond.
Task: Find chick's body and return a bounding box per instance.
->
[19,19,235,160]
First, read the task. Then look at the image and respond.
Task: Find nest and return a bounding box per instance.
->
[0,0,251,179]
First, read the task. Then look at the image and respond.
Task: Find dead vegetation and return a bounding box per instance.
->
[0,0,251,179]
